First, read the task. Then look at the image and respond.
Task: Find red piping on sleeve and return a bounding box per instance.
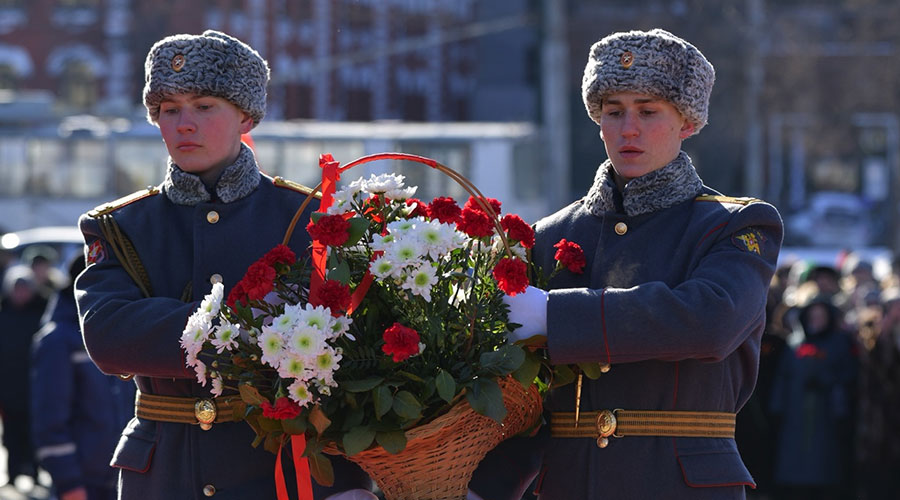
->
[696,222,727,248]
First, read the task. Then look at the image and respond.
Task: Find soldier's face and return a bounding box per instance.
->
[599,92,694,183]
[158,94,253,185]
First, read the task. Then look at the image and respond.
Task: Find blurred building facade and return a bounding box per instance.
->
[1,0,900,249]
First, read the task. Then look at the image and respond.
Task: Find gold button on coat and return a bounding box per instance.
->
[203,484,216,497]
[614,222,627,235]
[210,274,223,285]
[206,211,220,224]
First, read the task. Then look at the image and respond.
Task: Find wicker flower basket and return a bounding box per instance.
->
[330,376,542,500]
[289,153,544,499]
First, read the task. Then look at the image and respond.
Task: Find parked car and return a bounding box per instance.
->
[1,225,85,273]
[783,191,873,247]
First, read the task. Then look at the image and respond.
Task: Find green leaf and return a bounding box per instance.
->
[263,432,283,455]
[281,416,307,435]
[329,259,351,284]
[373,385,393,419]
[435,369,456,403]
[398,370,425,383]
[579,362,604,380]
[552,364,576,389]
[307,451,335,487]
[238,383,267,406]
[376,430,408,455]
[346,217,370,246]
[259,417,282,432]
[513,350,542,387]
[341,377,385,393]
[465,378,507,423]
[479,345,525,376]
[392,390,423,420]
[343,425,376,456]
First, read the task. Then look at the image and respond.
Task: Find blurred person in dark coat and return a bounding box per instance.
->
[769,294,858,500]
[0,265,48,489]
[31,256,135,500]
[855,288,900,500]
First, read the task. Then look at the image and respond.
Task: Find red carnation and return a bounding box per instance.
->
[553,239,586,274]
[427,197,462,224]
[262,244,297,267]
[500,214,535,249]
[242,261,276,301]
[382,323,421,363]
[307,214,351,246]
[457,208,494,238]
[310,279,352,316]
[463,196,502,216]
[405,198,429,218]
[226,280,247,308]
[493,257,529,296]
[261,397,302,420]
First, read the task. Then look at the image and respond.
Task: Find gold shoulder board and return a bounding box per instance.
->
[88,187,160,218]
[273,176,322,199]
[695,194,760,205]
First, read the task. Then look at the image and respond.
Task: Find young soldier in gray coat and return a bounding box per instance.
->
[471,28,783,499]
[75,31,373,499]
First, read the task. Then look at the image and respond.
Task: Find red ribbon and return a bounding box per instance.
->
[275,435,313,500]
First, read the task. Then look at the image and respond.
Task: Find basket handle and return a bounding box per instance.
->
[282,152,512,257]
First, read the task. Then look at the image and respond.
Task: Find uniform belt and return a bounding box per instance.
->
[551,410,735,447]
[135,392,241,430]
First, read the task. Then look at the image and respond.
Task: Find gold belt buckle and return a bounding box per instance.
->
[194,398,217,431]
[595,409,619,448]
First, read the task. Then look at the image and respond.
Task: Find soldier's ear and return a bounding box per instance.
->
[238,112,253,135]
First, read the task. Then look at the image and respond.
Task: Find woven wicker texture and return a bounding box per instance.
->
[343,376,542,500]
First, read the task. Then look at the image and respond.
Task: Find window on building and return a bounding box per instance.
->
[58,60,97,110]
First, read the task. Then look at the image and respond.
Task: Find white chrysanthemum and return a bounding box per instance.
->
[193,360,207,386]
[363,173,405,195]
[403,263,438,302]
[386,185,417,201]
[492,235,528,261]
[386,219,417,236]
[299,303,334,332]
[185,349,200,368]
[371,233,396,253]
[417,219,463,260]
[370,255,398,281]
[330,315,353,340]
[199,282,224,320]
[211,376,224,397]
[417,342,426,356]
[180,314,212,358]
[270,303,302,334]
[287,325,326,358]
[210,322,240,353]
[386,239,424,267]
[258,327,285,369]
[287,379,314,407]
[278,353,313,380]
[314,346,342,377]
[449,282,471,307]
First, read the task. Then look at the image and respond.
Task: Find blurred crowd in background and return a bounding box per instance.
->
[1,242,900,499]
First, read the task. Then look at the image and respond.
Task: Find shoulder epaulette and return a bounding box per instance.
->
[273,176,322,199]
[88,187,160,218]
[695,194,760,206]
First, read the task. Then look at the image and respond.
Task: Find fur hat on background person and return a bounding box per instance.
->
[143,30,270,128]
[582,28,715,136]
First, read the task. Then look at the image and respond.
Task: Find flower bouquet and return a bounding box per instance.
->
[180,153,542,500]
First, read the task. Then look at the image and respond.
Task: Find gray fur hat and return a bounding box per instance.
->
[582,29,715,136]
[143,30,269,128]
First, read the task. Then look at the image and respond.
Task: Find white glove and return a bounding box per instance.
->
[324,490,378,500]
[503,285,548,343]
